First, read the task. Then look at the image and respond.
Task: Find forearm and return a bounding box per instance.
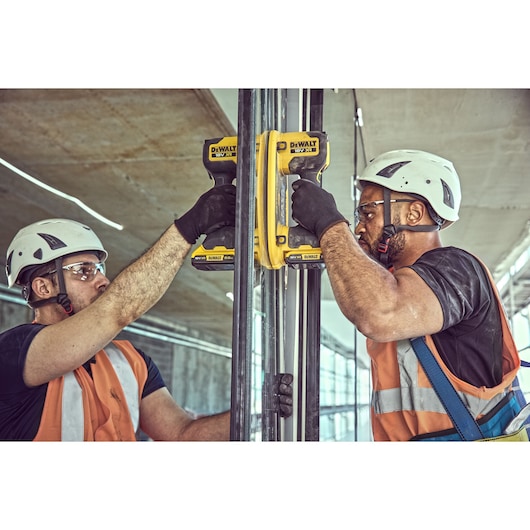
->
[140,389,230,441]
[180,411,231,441]
[105,224,190,327]
[320,223,397,337]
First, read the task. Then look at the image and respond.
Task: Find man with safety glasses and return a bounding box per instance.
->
[0,184,292,441]
[291,149,525,441]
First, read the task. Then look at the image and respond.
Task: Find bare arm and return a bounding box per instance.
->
[139,387,230,441]
[320,223,444,342]
[24,225,191,386]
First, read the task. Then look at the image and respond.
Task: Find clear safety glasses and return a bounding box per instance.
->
[354,199,415,224]
[49,261,106,282]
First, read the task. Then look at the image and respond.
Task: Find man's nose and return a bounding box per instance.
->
[94,270,110,288]
[354,221,365,236]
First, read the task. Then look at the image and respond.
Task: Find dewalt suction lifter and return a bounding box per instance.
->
[191,131,330,271]
[191,136,238,271]
[265,130,330,269]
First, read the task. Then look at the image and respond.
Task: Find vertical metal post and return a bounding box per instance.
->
[303,89,323,441]
[230,89,256,441]
[261,89,281,441]
[282,90,303,441]
[305,266,321,440]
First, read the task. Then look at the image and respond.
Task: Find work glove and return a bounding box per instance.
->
[174,184,236,244]
[274,373,294,418]
[291,180,348,241]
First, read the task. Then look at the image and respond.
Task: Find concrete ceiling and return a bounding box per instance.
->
[1,89,529,345]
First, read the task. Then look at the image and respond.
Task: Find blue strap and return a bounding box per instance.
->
[410,337,484,441]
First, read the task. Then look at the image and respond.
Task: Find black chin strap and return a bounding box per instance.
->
[28,257,74,315]
[377,188,441,268]
[377,188,396,268]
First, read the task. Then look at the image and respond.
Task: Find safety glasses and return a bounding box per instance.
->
[49,261,106,282]
[354,199,415,224]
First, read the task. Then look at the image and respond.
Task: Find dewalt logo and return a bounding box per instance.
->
[289,139,318,154]
[210,144,237,159]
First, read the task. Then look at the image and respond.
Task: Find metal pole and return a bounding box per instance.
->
[261,89,281,441]
[282,89,303,440]
[304,88,323,441]
[230,89,256,441]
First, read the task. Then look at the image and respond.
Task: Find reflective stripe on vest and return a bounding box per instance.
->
[34,340,148,441]
[61,344,140,441]
[61,371,84,440]
[371,339,508,418]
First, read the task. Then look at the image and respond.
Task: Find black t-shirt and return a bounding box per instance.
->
[408,247,503,388]
[0,323,166,441]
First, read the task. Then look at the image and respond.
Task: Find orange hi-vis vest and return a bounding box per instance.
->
[33,341,148,441]
[367,261,521,441]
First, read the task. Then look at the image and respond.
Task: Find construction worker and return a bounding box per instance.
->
[291,149,523,441]
[0,184,292,441]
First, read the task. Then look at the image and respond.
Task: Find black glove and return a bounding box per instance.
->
[291,180,348,241]
[274,373,294,418]
[174,184,236,244]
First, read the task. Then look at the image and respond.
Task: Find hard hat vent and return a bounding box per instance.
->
[37,232,68,251]
[376,161,411,179]
[441,179,454,209]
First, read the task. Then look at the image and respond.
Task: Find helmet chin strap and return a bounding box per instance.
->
[28,257,74,315]
[376,189,396,268]
[377,188,440,268]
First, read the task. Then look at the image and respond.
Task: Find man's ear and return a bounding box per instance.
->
[31,276,54,298]
[406,201,427,225]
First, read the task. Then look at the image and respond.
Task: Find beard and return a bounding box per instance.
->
[365,214,406,265]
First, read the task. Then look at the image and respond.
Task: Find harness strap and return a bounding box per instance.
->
[410,336,485,440]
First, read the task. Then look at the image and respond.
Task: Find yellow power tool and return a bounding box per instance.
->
[191,136,238,271]
[265,130,330,269]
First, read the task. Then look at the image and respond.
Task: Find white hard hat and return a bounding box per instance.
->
[6,218,108,287]
[356,149,462,229]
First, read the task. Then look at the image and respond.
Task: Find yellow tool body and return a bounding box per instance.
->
[255,131,272,269]
[191,135,264,270]
[191,136,238,271]
[266,131,330,269]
